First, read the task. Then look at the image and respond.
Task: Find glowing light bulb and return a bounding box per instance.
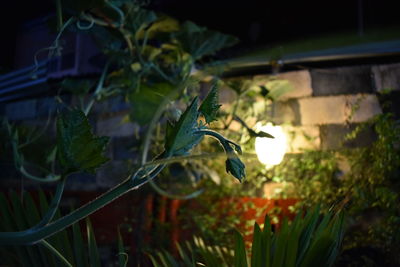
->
[255,123,287,168]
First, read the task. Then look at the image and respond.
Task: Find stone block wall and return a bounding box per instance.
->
[253,63,400,153]
[1,62,399,190]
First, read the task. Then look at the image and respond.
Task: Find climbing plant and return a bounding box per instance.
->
[0,0,248,264]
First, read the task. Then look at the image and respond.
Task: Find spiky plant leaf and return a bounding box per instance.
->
[165,97,203,156]
[234,230,248,267]
[86,218,100,267]
[117,228,128,267]
[199,84,221,124]
[72,220,87,267]
[251,223,264,267]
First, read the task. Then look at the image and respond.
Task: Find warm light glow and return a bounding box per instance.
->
[255,123,287,167]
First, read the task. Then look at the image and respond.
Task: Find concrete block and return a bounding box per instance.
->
[372,63,400,92]
[320,124,377,149]
[96,114,138,137]
[310,66,374,96]
[271,100,301,125]
[283,125,320,153]
[346,94,382,123]
[5,99,37,120]
[298,94,381,125]
[254,70,313,100]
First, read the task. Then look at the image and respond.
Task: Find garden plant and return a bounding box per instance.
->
[0,0,247,265]
[1,0,376,266]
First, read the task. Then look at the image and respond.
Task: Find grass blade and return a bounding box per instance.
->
[40,240,73,267]
[271,218,289,267]
[72,220,87,267]
[251,223,264,267]
[117,227,128,267]
[234,229,248,267]
[86,217,101,267]
[263,214,272,267]
[296,206,321,266]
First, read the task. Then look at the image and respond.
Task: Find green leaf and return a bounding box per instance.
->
[199,84,221,124]
[299,234,337,267]
[56,109,109,174]
[117,228,128,267]
[175,21,238,60]
[272,218,289,267]
[233,230,248,267]
[263,215,272,267]
[251,223,264,267]
[285,219,302,267]
[72,221,87,267]
[176,242,195,267]
[147,253,162,267]
[128,83,174,126]
[86,218,100,267]
[296,206,321,266]
[164,97,203,156]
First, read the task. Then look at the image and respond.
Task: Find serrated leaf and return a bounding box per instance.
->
[175,21,238,60]
[165,97,203,156]
[128,83,173,125]
[56,109,109,174]
[199,84,221,124]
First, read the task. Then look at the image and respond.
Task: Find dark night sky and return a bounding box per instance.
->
[1,1,400,70]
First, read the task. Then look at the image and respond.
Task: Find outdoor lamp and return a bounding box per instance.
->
[255,123,287,167]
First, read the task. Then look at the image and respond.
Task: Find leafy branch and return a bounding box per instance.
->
[0,0,243,255]
[0,85,245,246]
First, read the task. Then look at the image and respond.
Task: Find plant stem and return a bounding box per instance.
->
[84,62,110,115]
[40,240,73,267]
[19,166,61,183]
[33,177,66,229]
[195,129,236,154]
[0,162,167,245]
[55,0,63,31]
